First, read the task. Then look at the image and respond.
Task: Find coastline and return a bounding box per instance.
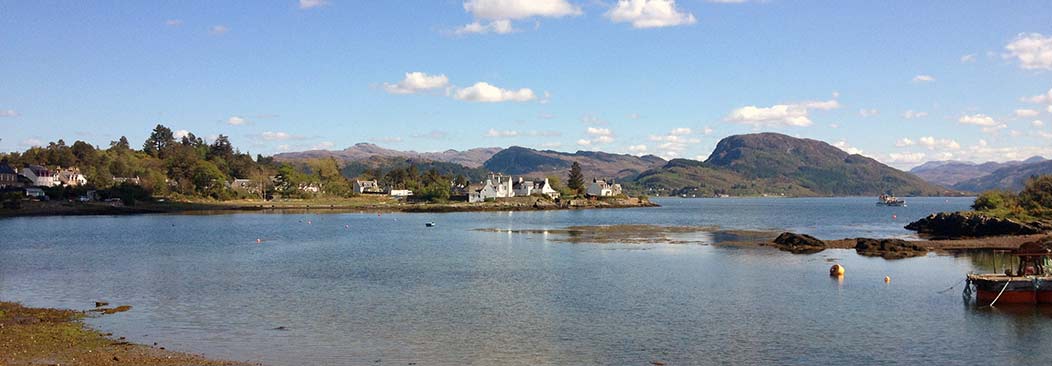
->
[0,301,248,366]
[0,196,657,218]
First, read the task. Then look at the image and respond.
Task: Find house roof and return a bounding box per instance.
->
[0,163,15,175]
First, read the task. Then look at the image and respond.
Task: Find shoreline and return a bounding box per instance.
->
[0,196,658,219]
[0,301,249,366]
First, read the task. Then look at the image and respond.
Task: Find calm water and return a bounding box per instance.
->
[3,197,1052,365]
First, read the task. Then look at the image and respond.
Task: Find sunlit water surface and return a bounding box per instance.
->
[3,197,1052,365]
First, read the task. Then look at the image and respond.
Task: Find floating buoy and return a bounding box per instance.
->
[829,264,845,276]
[345,225,350,229]
[256,238,262,244]
[892,214,897,220]
[884,276,891,283]
[307,220,312,225]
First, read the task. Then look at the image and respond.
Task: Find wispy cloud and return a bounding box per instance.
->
[299,0,329,10]
[606,0,697,29]
[209,25,229,35]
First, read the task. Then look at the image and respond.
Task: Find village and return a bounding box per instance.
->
[0,159,629,209]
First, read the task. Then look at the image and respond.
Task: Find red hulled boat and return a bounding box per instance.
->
[966,238,1052,305]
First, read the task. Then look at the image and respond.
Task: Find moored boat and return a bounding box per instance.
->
[876,192,905,207]
[965,239,1052,305]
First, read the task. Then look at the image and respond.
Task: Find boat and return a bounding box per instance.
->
[425,222,436,227]
[965,239,1052,305]
[876,193,905,207]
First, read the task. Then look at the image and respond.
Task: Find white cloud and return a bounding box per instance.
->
[586,127,612,136]
[606,0,697,29]
[277,144,291,152]
[1015,109,1040,118]
[829,123,840,129]
[982,124,1009,134]
[670,127,692,135]
[902,110,928,119]
[454,20,515,35]
[485,129,520,137]
[628,144,648,153]
[576,139,592,146]
[1037,130,1052,139]
[209,25,229,35]
[260,131,298,141]
[299,0,329,9]
[960,54,976,63]
[884,152,928,167]
[958,114,998,127]
[453,82,535,102]
[173,129,190,139]
[227,116,247,125]
[383,72,450,94]
[1033,120,1045,128]
[896,138,915,147]
[917,136,960,150]
[369,137,403,144]
[463,0,581,20]
[0,109,18,117]
[412,130,449,139]
[701,126,714,135]
[1021,88,1052,104]
[833,141,863,155]
[21,138,43,148]
[540,142,562,148]
[912,74,935,83]
[312,141,335,150]
[726,99,839,128]
[165,19,183,26]
[1004,33,1052,70]
[627,113,641,120]
[859,108,879,118]
[580,114,606,125]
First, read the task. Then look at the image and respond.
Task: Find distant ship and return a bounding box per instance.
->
[876,192,905,207]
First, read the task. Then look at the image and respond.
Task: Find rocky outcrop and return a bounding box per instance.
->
[770,232,827,253]
[905,212,1051,238]
[854,238,928,259]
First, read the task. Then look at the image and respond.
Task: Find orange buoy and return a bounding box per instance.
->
[829,264,845,276]
[884,276,891,283]
[892,214,897,220]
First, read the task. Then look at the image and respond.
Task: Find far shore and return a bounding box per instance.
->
[0,195,657,219]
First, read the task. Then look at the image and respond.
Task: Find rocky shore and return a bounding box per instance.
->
[0,301,249,366]
[764,232,1048,258]
[905,211,1052,238]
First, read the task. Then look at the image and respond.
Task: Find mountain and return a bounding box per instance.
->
[952,159,1052,192]
[635,133,951,196]
[910,156,1046,187]
[483,146,666,180]
[274,143,501,168]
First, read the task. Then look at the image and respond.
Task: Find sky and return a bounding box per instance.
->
[2,0,1052,169]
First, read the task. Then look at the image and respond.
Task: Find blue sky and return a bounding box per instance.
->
[2,0,1051,168]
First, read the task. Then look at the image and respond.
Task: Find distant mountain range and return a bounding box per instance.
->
[274,143,502,168]
[275,133,953,197]
[951,159,1052,192]
[909,156,1046,187]
[637,133,949,196]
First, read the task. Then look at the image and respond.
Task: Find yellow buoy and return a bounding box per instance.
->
[829,264,845,276]
[884,276,891,283]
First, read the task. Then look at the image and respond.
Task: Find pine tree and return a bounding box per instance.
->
[567,161,584,194]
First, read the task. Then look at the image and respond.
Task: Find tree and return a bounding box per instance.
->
[1019,175,1052,217]
[192,160,228,198]
[110,136,131,152]
[143,124,175,158]
[547,175,572,197]
[567,161,584,194]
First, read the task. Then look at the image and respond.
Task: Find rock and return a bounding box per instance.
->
[854,238,928,259]
[101,305,132,315]
[771,232,827,253]
[94,301,109,308]
[905,212,1050,238]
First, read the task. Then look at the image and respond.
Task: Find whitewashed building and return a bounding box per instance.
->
[56,168,88,187]
[20,165,58,187]
[587,178,623,197]
[353,180,383,194]
[512,177,559,200]
[469,174,514,203]
[389,189,413,197]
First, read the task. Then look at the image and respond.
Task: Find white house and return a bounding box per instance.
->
[231,178,261,194]
[353,180,383,194]
[587,178,623,197]
[389,189,413,197]
[56,168,87,187]
[20,165,58,187]
[512,177,559,200]
[469,174,515,203]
